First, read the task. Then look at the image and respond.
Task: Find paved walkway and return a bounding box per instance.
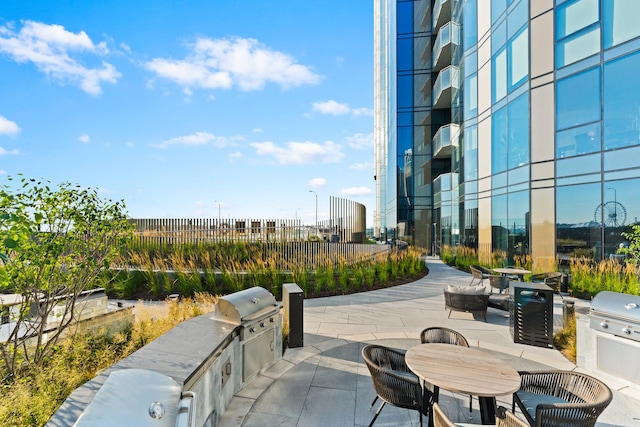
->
[219,258,640,426]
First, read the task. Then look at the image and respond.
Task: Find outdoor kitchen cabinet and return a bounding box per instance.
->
[510,281,554,348]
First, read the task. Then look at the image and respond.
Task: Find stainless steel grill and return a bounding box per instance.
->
[587,291,640,386]
[590,291,640,342]
[215,287,281,383]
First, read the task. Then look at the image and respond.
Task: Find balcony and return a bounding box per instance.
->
[432,22,460,72]
[432,124,460,159]
[432,0,451,32]
[433,65,459,109]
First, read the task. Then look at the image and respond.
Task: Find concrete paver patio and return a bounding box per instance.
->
[219,258,640,427]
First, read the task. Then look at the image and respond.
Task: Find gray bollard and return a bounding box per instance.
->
[283,283,304,348]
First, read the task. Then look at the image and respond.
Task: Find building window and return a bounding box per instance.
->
[507,92,529,169]
[492,106,508,174]
[556,0,600,67]
[604,50,640,150]
[235,221,246,234]
[603,0,640,48]
[462,0,478,50]
[556,67,601,130]
[556,182,602,261]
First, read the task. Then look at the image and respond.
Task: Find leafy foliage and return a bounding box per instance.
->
[0,177,133,379]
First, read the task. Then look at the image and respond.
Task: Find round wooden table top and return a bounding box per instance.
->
[405,343,521,397]
[493,267,531,276]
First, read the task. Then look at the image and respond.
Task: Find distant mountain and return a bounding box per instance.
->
[556,221,600,228]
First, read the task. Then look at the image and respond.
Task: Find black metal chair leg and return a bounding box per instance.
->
[369,395,378,410]
[368,401,386,427]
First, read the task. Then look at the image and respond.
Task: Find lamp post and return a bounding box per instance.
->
[214,200,221,224]
[309,190,318,236]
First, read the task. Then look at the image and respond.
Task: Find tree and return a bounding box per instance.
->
[621,223,640,264]
[0,177,133,379]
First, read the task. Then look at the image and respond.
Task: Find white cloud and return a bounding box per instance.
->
[0,170,6,174]
[126,142,135,148]
[312,100,350,115]
[308,178,326,188]
[341,187,373,197]
[349,162,373,171]
[312,100,373,117]
[250,140,344,164]
[151,132,242,148]
[252,128,263,133]
[0,21,120,95]
[97,187,113,194]
[0,147,19,155]
[0,116,20,135]
[228,151,243,161]
[119,42,131,53]
[345,132,373,150]
[78,133,90,143]
[146,36,321,92]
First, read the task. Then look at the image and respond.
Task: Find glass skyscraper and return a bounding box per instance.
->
[374,0,640,270]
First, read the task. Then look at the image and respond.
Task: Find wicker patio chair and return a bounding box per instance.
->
[512,370,613,427]
[433,403,528,427]
[489,274,510,294]
[420,327,472,416]
[420,327,470,347]
[531,272,565,299]
[444,290,490,322]
[362,344,429,426]
[469,265,492,286]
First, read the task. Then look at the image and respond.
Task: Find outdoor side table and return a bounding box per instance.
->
[509,281,554,348]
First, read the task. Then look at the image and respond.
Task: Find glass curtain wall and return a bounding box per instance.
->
[489,0,530,262]
[555,0,640,262]
[396,0,432,247]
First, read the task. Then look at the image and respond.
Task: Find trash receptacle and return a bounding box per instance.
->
[509,282,553,348]
[283,283,303,348]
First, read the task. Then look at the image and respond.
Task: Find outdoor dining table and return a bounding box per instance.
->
[492,267,531,281]
[405,343,521,426]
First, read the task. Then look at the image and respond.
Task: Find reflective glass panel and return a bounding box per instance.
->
[493,48,507,102]
[603,0,640,48]
[556,0,599,39]
[397,38,413,71]
[556,182,602,261]
[556,27,600,67]
[492,193,508,252]
[463,0,478,50]
[508,190,530,258]
[397,1,414,34]
[556,153,601,177]
[509,28,529,90]
[602,179,640,258]
[604,50,640,150]
[507,0,528,38]
[464,124,478,180]
[508,92,529,169]
[556,122,601,158]
[397,74,414,108]
[556,67,600,130]
[492,106,508,173]
[492,0,507,24]
[464,74,478,118]
[604,145,640,171]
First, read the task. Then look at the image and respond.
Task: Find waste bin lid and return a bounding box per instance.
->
[73,369,182,427]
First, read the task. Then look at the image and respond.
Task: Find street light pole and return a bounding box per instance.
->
[214,200,221,224]
[309,190,318,236]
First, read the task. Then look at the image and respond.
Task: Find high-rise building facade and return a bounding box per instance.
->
[374,0,640,270]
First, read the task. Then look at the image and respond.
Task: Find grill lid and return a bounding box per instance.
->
[216,287,278,324]
[590,291,640,322]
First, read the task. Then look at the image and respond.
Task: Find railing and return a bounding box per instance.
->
[432,22,460,69]
[433,66,460,107]
[433,124,460,157]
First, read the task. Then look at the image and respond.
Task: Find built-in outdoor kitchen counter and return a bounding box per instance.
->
[47,287,283,427]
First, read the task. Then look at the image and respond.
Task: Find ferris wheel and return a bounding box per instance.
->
[594,201,627,228]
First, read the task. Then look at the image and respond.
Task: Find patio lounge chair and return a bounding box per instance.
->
[362,344,429,427]
[531,272,564,298]
[444,286,489,322]
[512,370,612,427]
[469,265,492,286]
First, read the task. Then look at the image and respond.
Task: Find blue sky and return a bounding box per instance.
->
[0,1,374,225]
